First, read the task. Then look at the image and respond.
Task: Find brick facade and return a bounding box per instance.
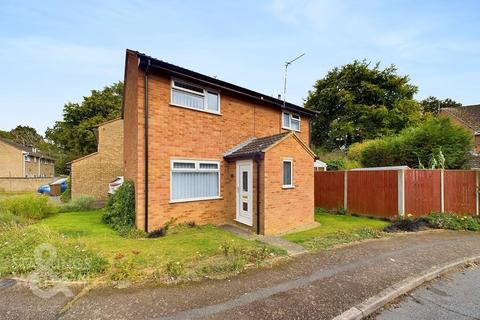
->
[262,135,315,234]
[0,139,54,178]
[123,50,316,234]
[71,119,124,200]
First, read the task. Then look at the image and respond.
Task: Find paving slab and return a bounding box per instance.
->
[220,224,307,255]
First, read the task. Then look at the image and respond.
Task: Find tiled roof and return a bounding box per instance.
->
[129,50,316,117]
[468,153,480,169]
[0,137,54,160]
[224,132,290,160]
[442,104,480,132]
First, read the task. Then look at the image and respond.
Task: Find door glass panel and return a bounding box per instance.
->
[242,202,248,211]
[242,171,248,191]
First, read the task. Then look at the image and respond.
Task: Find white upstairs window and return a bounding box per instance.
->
[171,79,220,114]
[282,111,301,132]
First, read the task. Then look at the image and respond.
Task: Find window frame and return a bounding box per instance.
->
[170,159,221,203]
[282,111,301,132]
[170,79,221,115]
[282,159,294,189]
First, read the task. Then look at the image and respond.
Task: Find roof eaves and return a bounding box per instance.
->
[133,51,316,117]
[223,137,257,157]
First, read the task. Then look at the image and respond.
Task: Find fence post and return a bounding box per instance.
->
[476,170,479,216]
[344,170,348,210]
[440,169,445,213]
[397,168,405,218]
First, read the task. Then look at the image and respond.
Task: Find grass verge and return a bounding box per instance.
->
[283,210,390,250]
[3,210,286,284]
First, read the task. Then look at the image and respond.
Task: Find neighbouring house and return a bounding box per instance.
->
[440,104,480,167]
[70,118,124,200]
[0,137,54,178]
[314,160,327,171]
[122,49,317,235]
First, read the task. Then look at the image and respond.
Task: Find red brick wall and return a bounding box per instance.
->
[262,135,315,234]
[123,54,313,232]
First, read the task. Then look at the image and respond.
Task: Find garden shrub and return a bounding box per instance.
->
[326,159,345,171]
[359,118,472,168]
[426,213,480,231]
[0,194,56,222]
[103,180,135,232]
[60,195,96,212]
[60,178,71,203]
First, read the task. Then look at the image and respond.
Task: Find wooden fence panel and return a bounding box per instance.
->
[347,170,398,218]
[444,170,476,215]
[404,170,441,217]
[314,171,344,210]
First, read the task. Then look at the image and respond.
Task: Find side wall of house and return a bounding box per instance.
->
[262,135,315,235]
[0,142,23,177]
[123,51,144,228]
[126,65,312,231]
[71,119,124,200]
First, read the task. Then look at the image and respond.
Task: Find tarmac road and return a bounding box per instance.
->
[376,266,480,320]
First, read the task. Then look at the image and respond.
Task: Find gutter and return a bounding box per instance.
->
[137,56,315,118]
[255,157,261,235]
[144,59,151,233]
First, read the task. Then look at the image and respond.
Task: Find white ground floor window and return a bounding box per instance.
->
[170,159,220,202]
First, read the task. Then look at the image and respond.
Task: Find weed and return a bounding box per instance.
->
[0,225,107,280]
[0,194,56,222]
[426,213,480,231]
[60,195,96,212]
[166,261,184,278]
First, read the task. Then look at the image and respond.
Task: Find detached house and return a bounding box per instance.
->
[0,138,54,178]
[123,50,317,235]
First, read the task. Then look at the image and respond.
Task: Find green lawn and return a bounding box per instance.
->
[283,210,390,250]
[31,211,285,282]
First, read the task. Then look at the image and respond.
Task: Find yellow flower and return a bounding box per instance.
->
[407,214,413,218]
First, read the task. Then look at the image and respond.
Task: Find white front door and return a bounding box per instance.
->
[236,160,253,226]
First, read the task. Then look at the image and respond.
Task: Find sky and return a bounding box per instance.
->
[1,0,479,135]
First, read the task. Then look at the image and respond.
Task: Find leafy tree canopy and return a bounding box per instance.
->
[45,82,123,170]
[419,96,462,116]
[9,125,43,147]
[357,117,472,169]
[305,60,421,150]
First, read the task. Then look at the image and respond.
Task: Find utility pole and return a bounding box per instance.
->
[283,53,305,108]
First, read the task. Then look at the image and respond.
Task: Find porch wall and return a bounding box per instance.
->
[262,135,315,235]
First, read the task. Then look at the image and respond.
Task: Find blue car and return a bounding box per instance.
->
[37,178,68,194]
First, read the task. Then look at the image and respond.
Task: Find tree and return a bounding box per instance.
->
[359,117,472,169]
[305,60,421,150]
[9,125,43,147]
[419,96,462,116]
[0,129,13,140]
[45,82,123,173]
